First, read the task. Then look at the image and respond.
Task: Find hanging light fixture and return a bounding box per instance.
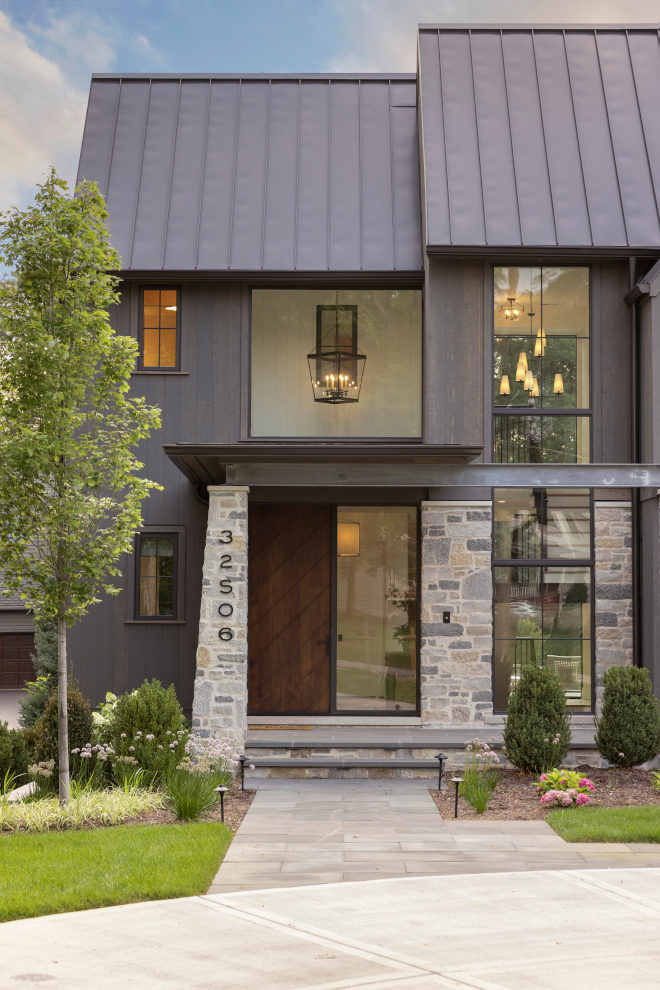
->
[531,375,540,398]
[524,369,534,392]
[501,296,522,321]
[308,297,366,404]
[516,351,528,382]
[534,327,547,357]
[499,374,511,396]
[553,373,564,394]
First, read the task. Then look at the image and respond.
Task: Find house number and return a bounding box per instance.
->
[218,603,233,617]
[218,628,233,641]
[217,530,235,638]
[220,554,232,569]
[219,579,233,593]
[219,531,233,544]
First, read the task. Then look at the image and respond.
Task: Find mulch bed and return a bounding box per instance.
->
[430,768,660,820]
[119,784,256,832]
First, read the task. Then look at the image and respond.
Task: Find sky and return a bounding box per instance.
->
[0,0,659,215]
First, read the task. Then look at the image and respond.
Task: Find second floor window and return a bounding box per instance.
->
[140,288,179,369]
[493,267,590,463]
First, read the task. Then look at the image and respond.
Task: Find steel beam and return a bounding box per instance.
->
[224,462,660,488]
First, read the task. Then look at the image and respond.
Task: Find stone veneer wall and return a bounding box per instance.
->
[420,500,494,727]
[192,486,249,749]
[594,501,633,709]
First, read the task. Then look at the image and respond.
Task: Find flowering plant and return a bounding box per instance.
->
[176,737,244,786]
[460,738,501,814]
[112,727,189,781]
[535,768,595,808]
[69,742,115,790]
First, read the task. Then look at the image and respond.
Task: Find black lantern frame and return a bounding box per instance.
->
[307,304,366,404]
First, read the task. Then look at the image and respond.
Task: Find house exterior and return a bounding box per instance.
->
[44,23,660,773]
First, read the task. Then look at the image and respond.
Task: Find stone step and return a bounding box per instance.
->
[247,758,440,769]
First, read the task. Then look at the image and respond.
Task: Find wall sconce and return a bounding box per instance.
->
[553,373,564,394]
[308,303,366,404]
[337,522,360,556]
[499,375,510,396]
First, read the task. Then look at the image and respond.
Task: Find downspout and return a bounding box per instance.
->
[629,257,642,668]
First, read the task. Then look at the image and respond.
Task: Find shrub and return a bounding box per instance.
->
[107,680,188,779]
[32,686,94,771]
[503,662,571,773]
[18,619,58,729]
[0,721,29,788]
[535,768,595,808]
[595,665,660,768]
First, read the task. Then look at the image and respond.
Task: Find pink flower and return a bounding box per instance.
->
[619,753,625,758]
[249,764,255,770]
[540,774,548,781]
[576,794,590,806]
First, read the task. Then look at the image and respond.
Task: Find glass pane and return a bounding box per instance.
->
[494,566,542,640]
[140,577,157,616]
[251,289,422,437]
[160,307,177,329]
[157,576,174,615]
[336,506,417,711]
[140,537,158,558]
[494,416,590,463]
[493,489,542,559]
[494,267,541,335]
[542,567,590,640]
[542,268,589,337]
[545,491,591,559]
[143,305,160,327]
[160,289,177,308]
[159,327,177,367]
[494,416,542,462]
[143,327,160,367]
[139,537,175,616]
[494,336,539,407]
[143,289,160,307]
[541,336,577,408]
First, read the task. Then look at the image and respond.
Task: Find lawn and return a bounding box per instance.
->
[547,805,660,843]
[0,821,232,922]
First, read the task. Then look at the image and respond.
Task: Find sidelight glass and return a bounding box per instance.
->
[251,289,422,437]
[142,288,178,368]
[138,536,175,617]
[336,506,417,711]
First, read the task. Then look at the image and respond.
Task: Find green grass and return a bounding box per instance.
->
[547,805,660,843]
[0,821,232,922]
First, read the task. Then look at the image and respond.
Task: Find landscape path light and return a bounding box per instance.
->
[450,776,465,819]
[215,785,228,823]
[435,753,447,791]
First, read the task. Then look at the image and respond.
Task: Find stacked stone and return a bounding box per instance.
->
[594,502,633,708]
[192,486,249,750]
[420,501,494,727]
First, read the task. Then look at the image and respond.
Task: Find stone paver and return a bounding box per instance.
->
[209,779,660,892]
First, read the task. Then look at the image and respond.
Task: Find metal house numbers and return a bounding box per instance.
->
[218,530,235,641]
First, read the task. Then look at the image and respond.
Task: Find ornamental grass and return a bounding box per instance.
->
[0,788,164,833]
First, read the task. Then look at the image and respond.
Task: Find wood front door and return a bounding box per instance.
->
[248,505,331,714]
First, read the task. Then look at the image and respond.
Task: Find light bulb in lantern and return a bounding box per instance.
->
[499,375,511,396]
[553,373,564,394]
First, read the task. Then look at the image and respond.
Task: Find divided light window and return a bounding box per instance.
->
[136,535,177,619]
[493,267,590,463]
[493,489,593,713]
[140,288,179,369]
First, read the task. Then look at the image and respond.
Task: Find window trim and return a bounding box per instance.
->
[491,487,595,714]
[138,286,182,372]
[129,526,186,623]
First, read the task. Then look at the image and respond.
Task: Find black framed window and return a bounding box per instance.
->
[139,288,180,370]
[493,267,590,463]
[492,488,594,713]
[136,535,177,619]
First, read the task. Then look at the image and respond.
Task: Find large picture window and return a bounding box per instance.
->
[493,267,590,463]
[251,289,422,437]
[493,489,593,712]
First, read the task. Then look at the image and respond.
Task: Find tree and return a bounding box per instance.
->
[0,170,161,803]
[595,666,660,768]
[503,662,572,773]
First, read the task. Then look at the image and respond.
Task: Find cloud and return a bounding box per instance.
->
[0,10,88,212]
[331,0,660,71]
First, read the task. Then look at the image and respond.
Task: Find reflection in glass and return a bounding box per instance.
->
[139,537,174,616]
[494,488,591,561]
[251,289,422,437]
[336,506,417,711]
[493,566,591,712]
[494,416,589,463]
[493,489,542,560]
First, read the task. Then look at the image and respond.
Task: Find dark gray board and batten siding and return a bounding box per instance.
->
[77,75,423,273]
[418,26,660,250]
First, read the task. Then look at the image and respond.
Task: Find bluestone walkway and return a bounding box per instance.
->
[209,779,660,893]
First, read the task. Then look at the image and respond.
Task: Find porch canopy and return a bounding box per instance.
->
[163,443,660,489]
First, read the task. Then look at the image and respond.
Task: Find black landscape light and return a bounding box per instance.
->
[450,776,465,819]
[435,753,447,791]
[215,785,229,823]
[239,755,245,790]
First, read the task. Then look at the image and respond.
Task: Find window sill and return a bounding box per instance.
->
[125,619,187,624]
[131,371,189,376]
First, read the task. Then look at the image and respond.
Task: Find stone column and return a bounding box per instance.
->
[594,500,633,709]
[420,500,493,728]
[192,485,249,750]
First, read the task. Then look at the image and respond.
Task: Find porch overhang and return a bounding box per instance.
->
[163,444,660,489]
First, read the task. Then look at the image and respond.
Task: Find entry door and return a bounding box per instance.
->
[248,505,331,714]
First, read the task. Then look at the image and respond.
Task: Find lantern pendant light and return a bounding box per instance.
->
[503,296,521,321]
[499,374,511,396]
[308,295,366,404]
[553,373,564,394]
[531,375,540,398]
[516,351,528,383]
[524,369,534,392]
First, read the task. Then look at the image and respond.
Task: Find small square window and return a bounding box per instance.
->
[136,535,177,618]
[139,288,179,369]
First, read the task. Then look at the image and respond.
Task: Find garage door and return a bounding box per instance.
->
[0,634,36,688]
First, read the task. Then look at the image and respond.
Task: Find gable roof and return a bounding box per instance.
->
[77,74,422,273]
[418,25,660,252]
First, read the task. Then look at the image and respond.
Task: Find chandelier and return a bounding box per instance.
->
[307,301,366,404]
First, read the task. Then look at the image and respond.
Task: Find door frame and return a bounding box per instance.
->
[248,501,421,717]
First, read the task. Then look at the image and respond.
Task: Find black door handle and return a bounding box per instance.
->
[321,634,330,655]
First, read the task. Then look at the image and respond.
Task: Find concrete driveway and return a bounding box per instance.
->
[2,868,660,989]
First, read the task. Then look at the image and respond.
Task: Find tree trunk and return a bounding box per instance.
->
[58,612,70,805]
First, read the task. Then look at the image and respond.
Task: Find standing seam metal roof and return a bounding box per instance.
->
[77,74,423,272]
[418,25,660,249]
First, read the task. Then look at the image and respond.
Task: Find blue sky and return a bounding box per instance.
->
[0,0,658,214]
